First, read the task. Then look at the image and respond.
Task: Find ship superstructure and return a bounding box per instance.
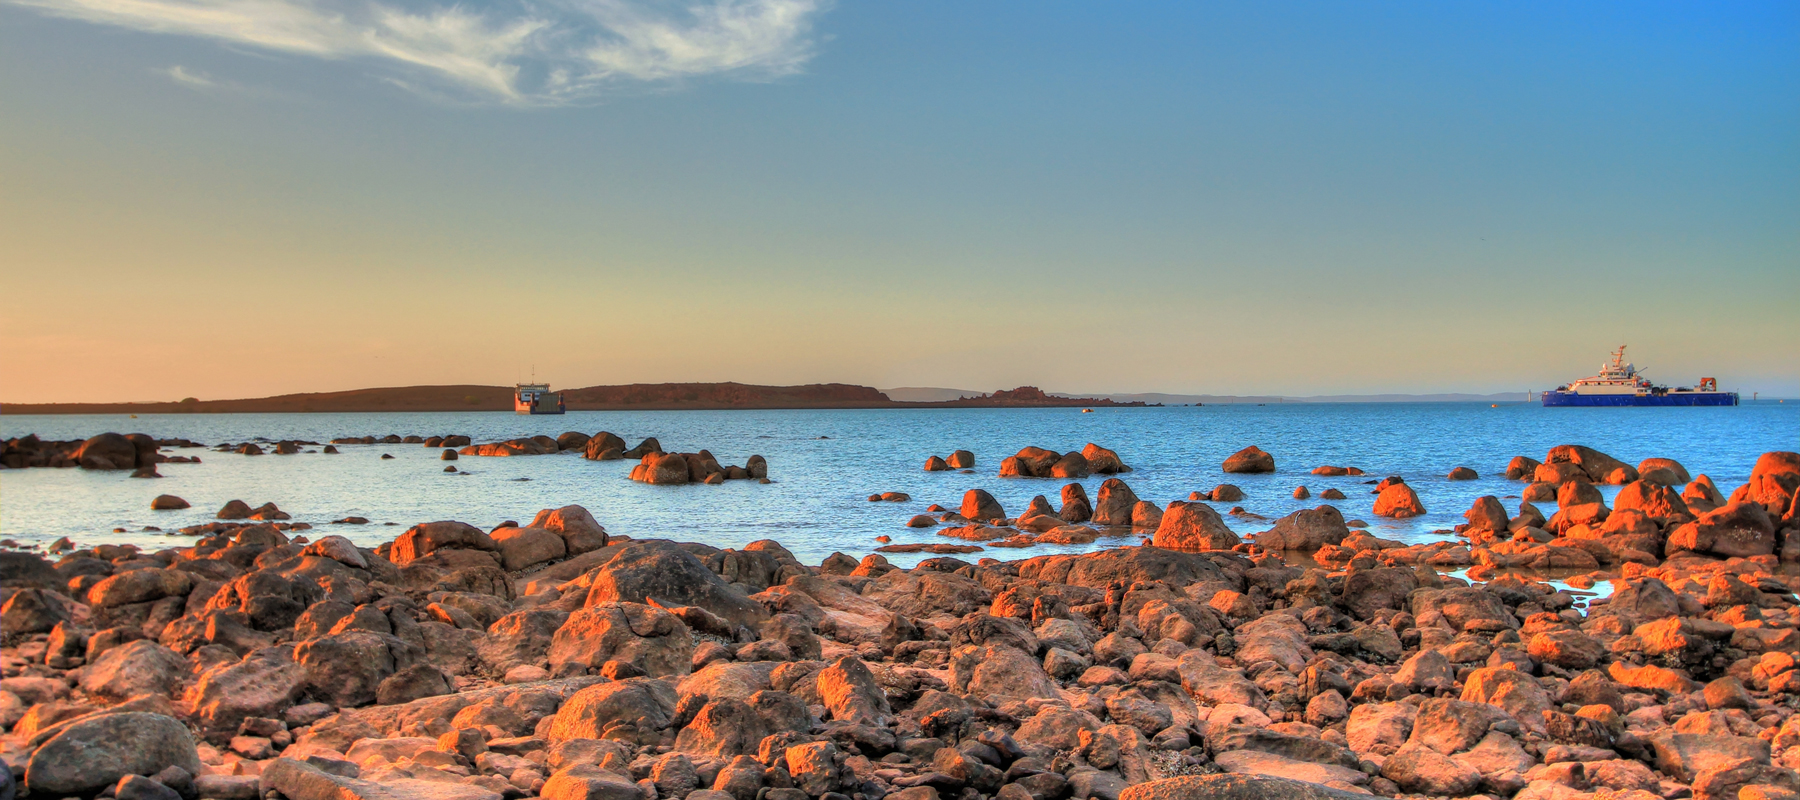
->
[1541,347,1737,407]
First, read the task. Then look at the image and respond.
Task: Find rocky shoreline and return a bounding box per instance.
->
[1,449,1797,800]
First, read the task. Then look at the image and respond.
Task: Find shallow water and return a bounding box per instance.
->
[2,403,1794,568]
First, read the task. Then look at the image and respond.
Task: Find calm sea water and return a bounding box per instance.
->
[2,404,1794,567]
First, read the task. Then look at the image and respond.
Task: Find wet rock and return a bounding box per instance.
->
[1373,480,1426,518]
[1638,457,1692,485]
[960,489,1006,524]
[150,495,190,510]
[1082,444,1129,474]
[1668,501,1776,558]
[1091,478,1140,526]
[1447,466,1478,480]
[1059,483,1093,523]
[1151,502,1240,552]
[1255,506,1349,552]
[1222,446,1275,474]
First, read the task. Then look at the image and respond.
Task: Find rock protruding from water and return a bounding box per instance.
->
[1223,446,1275,474]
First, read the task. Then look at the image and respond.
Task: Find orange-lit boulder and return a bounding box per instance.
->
[1152,502,1240,552]
[961,489,1006,524]
[1373,480,1426,519]
[1223,446,1275,474]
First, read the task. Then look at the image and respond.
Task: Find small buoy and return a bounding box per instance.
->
[1491,404,1497,408]
[1082,408,1094,413]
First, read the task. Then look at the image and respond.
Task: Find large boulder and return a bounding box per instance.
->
[959,490,1005,524]
[0,588,74,634]
[88,567,195,609]
[1152,502,1241,552]
[583,541,767,628]
[1091,478,1140,526]
[1059,483,1093,523]
[816,656,891,725]
[1222,446,1275,474]
[1545,444,1638,485]
[1083,444,1129,474]
[74,433,139,470]
[949,643,1060,701]
[492,527,568,571]
[548,678,679,745]
[1667,502,1776,559]
[1255,506,1348,552]
[1638,458,1692,485]
[81,639,185,701]
[1232,614,1313,673]
[1743,452,1800,516]
[25,713,200,796]
[185,646,309,738]
[529,506,609,554]
[1613,480,1690,521]
[294,631,419,708]
[1460,667,1553,734]
[1412,588,1516,632]
[389,521,497,566]
[548,602,694,677]
[1373,481,1426,518]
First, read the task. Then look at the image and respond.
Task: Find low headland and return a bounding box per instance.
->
[2,384,1149,415]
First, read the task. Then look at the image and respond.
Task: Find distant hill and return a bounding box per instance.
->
[5,382,1137,414]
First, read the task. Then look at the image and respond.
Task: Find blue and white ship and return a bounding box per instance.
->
[1541,346,1737,407]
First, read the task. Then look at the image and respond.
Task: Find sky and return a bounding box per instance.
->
[1,1,1796,403]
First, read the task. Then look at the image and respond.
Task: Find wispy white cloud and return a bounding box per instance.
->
[11,0,827,104]
[163,63,217,86]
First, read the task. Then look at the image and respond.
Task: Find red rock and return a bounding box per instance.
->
[1667,501,1776,559]
[1744,452,1800,515]
[1091,478,1139,526]
[1081,444,1129,474]
[1222,446,1275,474]
[1373,481,1426,519]
[1151,502,1240,552]
[959,489,1005,523]
[1446,467,1478,480]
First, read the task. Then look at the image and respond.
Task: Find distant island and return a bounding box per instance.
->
[1,383,1150,414]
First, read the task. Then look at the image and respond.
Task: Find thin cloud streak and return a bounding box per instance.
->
[163,64,216,86]
[10,0,827,104]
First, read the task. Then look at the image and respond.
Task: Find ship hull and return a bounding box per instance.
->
[1541,392,1738,407]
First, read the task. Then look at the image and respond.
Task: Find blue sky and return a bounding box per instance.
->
[1,1,1796,402]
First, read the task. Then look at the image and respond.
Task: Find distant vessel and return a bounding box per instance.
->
[514,384,565,415]
[1541,346,1737,407]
